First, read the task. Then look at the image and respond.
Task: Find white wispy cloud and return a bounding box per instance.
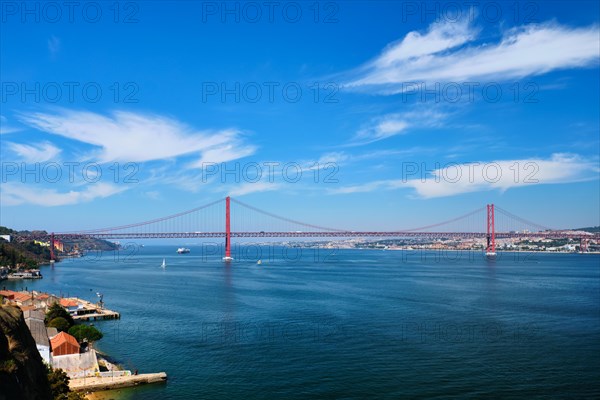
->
[142,191,161,200]
[0,115,21,135]
[227,181,280,197]
[374,18,476,68]
[1,182,127,206]
[18,109,256,165]
[343,19,600,94]
[191,143,257,167]
[48,35,60,58]
[303,152,349,171]
[144,166,210,193]
[6,141,62,163]
[330,153,598,198]
[349,109,448,145]
[315,152,349,164]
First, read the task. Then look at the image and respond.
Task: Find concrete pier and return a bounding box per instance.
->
[70,372,167,392]
[73,309,120,321]
[72,298,121,321]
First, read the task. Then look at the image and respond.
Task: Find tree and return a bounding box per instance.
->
[45,303,74,327]
[47,366,70,399]
[48,317,70,332]
[46,365,86,400]
[68,324,103,343]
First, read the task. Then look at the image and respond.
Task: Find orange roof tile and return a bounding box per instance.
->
[59,298,79,308]
[13,292,32,302]
[50,331,80,351]
[0,290,17,299]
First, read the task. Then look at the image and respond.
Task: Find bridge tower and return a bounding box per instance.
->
[223,196,233,261]
[486,204,496,256]
[580,238,589,253]
[50,232,56,261]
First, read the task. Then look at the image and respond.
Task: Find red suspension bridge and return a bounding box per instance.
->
[17,197,599,260]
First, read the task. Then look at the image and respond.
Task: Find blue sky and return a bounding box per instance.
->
[1,1,599,232]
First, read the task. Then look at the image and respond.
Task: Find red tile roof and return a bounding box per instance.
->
[13,292,32,303]
[0,290,16,299]
[50,332,80,355]
[59,298,79,308]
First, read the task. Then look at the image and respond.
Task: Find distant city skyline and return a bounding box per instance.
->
[1,1,599,231]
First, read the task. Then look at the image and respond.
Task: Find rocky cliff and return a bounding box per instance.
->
[0,305,52,400]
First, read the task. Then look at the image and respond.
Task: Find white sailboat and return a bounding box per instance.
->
[161,258,166,269]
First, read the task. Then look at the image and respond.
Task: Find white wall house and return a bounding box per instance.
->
[24,313,51,364]
[52,350,100,378]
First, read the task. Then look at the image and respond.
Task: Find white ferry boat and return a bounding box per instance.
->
[7,270,43,279]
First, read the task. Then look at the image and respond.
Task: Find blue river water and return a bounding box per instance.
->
[4,246,599,399]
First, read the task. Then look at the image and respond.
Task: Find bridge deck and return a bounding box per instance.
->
[19,231,600,240]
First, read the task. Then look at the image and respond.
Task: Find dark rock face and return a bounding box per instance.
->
[0,306,52,400]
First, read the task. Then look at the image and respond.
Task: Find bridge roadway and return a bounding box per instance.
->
[19,231,600,240]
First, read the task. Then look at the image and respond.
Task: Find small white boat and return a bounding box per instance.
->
[486,251,497,257]
[177,248,190,254]
[257,259,262,265]
[161,258,166,268]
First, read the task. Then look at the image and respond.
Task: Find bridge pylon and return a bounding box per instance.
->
[223,196,233,261]
[486,204,496,257]
[50,232,56,261]
[580,238,589,253]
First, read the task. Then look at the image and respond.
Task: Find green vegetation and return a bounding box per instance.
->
[45,304,104,342]
[517,238,572,247]
[45,304,74,328]
[69,237,120,251]
[47,365,86,400]
[0,225,52,268]
[0,226,52,269]
[68,324,103,343]
[48,317,71,333]
[0,241,48,268]
[1,225,121,270]
[0,227,17,235]
[0,358,17,374]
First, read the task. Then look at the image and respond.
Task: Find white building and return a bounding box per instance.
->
[59,298,83,316]
[52,349,100,378]
[24,310,51,364]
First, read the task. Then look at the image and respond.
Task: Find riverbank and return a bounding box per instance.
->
[85,390,128,400]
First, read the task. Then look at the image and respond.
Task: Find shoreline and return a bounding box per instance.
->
[70,372,167,393]
[299,247,600,254]
[85,390,128,400]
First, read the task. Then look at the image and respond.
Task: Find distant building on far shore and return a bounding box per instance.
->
[33,239,64,252]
